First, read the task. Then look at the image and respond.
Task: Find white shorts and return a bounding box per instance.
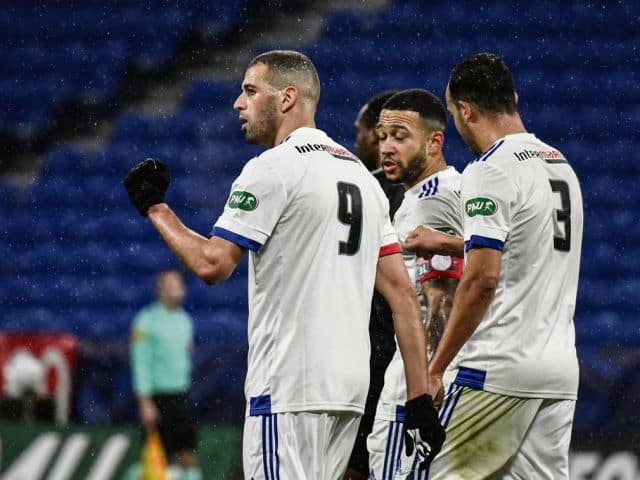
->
[368,414,428,480]
[243,411,360,480]
[423,385,575,479]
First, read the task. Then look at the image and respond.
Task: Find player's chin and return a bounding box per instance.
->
[244,130,259,144]
[383,170,401,183]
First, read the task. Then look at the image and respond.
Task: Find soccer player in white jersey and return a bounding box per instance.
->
[122,50,445,480]
[365,89,464,480]
[403,53,584,479]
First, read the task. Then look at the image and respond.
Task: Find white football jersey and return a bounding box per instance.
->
[212,128,400,416]
[449,132,582,400]
[375,166,463,421]
[541,152,584,393]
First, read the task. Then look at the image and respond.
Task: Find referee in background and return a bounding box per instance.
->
[345,91,405,480]
[130,269,202,480]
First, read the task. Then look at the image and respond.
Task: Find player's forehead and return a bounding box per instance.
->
[377,109,422,131]
[241,63,270,89]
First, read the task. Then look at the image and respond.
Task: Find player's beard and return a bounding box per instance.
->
[356,144,379,172]
[396,143,428,186]
[245,96,279,148]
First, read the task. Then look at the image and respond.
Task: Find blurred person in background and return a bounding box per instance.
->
[130,269,201,480]
[354,90,405,213]
[344,90,403,480]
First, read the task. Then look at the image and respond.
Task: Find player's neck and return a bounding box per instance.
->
[404,155,447,190]
[159,300,180,311]
[274,115,316,147]
[476,113,527,153]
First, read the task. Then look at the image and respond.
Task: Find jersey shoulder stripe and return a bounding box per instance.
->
[469,140,505,164]
[418,176,439,198]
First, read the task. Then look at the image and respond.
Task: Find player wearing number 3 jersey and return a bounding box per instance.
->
[411,53,584,479]
[123,50,444,480]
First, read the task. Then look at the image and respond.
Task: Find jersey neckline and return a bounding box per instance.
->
[281,127,325,144]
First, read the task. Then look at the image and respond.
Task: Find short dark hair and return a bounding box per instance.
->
[248,50,321,106]
[448,53,517,115]
[359,90,399,129]
[382,89,447,132]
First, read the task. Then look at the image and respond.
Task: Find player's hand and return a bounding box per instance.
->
[139,398,159,429]
[428,373,445,410]
[404,394,446,470]
[123,158,170,216]
[405,225,441,258]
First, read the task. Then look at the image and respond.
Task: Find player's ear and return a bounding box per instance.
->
[514,91,519,105]
[427,131,445,155]
[281,85,298,113]
[457,100,473,123]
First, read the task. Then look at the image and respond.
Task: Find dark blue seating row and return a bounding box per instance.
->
[0,1,247,132]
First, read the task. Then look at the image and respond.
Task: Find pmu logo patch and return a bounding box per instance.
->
[228,190,259,211]
[465,197,498,217]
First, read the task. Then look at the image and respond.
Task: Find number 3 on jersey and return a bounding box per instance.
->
[337,182,362,255]
[550,179,571,252]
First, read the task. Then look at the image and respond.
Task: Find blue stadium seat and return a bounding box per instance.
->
[0,2,242,134]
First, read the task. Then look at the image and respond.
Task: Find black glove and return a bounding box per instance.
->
[123,158,170,216]
[404,394,446,470]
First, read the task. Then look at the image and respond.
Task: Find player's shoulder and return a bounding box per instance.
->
[414,166,461,201]
[133,304,155,327]
[289,128,379,188]
[238,148,287,187]
[250,127,341,175]
[266,126,336,159]
[482,132,569,165]
[463,134,534,177]
[436,166,462,189]
[528,137,578,177]
[174,306,191,320]
[506,134,581,188]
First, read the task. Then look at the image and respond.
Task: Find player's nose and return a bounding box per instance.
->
[233,94,245,111]
[379,138,394,155]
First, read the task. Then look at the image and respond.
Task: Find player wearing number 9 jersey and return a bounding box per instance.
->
[123,50,444,480]
[215,126,397,416]
[420,53,584,479]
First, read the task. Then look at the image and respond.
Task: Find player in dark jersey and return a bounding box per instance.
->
[354,90,405,214]
[344,91,404,480]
